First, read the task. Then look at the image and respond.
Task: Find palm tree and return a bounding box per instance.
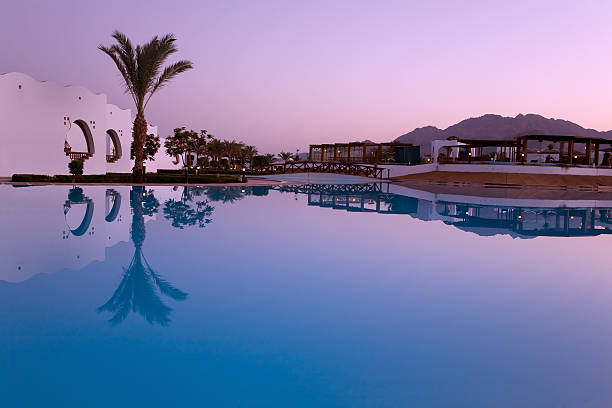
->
[241,145,258,167]
[207,138,223,166]
[278,151,293,171]
[99,31,193,182]
[228,140,244,167]
[278,151,293,162]
[265,153,277,164]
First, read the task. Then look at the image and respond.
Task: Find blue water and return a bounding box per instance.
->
[2,183,612,407]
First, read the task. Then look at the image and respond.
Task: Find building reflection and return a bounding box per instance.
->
[97,186,188,326]
[273,183,612,238]
[63,187,95,236]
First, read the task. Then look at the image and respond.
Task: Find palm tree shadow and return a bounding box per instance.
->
[97,187,188,326]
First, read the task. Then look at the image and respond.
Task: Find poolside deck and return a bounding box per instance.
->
[392,171,612,189]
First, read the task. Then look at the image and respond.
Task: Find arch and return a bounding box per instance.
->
[64,199,95,236]
[72,119,95,155]
[105,189,122,222]
[106,129,122,162]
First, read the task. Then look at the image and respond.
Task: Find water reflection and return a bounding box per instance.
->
[273,183,612,238]
[97,186,188,326]
[205,185,247,204]
[163,186,214,229]
[104,189,121,222]
[63,187,94,236]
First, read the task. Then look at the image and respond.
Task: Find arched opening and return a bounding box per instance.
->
[106,129,122,163]
[64,188,95,236]
[105,189,122,222]
[65,119,95,161]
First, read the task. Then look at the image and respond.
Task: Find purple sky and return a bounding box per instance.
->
[3,0,612,153]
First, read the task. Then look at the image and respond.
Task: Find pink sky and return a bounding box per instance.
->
[2,0,612,153]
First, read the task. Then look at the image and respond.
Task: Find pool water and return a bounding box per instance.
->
[2,183,612,407]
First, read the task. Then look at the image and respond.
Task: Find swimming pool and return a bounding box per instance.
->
[2,183,612,407]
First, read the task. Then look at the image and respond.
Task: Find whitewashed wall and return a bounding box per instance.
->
[0,72,169,176]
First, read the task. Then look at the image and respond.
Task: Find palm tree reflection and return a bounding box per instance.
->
[205,186,245,204]
[98,186,188,326]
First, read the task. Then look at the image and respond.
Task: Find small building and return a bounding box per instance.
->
[308,142,419,164]
[0,72,165,176]
[433,134,612,166]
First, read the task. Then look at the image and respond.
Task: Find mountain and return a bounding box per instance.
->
[395,114,612,152]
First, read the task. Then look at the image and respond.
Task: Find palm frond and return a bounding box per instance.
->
[145,60,193,107]
[100,30,193,113]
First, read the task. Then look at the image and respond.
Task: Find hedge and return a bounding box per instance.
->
[12,173,242,184]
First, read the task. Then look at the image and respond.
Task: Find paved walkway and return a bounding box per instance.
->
[393,171,612,187]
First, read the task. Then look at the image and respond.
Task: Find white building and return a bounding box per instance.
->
[0,72,176,176]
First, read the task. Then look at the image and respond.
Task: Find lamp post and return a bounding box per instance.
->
[142,161,146,183]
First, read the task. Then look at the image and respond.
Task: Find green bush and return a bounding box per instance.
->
[68,160,84,176]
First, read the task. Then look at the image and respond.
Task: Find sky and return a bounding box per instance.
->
[2,0,612,154]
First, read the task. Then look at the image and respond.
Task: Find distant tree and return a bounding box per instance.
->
[265,153,277,163]
[131,133,161,161]
[207,138,223,165]
[278,151,293,171]
[228,140,245,167]
[241,145,258,166]
[278,151,293,162]
[251,155,267,167]
[164,127,191,168]
[68,160,84,177]
[164,127,209,177]
[99,31,193,182]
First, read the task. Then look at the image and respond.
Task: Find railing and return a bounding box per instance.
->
[252,161,387,179]
[68,152,93,161]
[106,154,119,163]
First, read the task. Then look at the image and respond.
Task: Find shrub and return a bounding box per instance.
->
[68,187,85,202]
[68,160,84,176]
[251,155,270,167]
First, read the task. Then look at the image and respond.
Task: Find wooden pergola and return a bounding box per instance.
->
[308,142,414,163]
[453,134,612,165]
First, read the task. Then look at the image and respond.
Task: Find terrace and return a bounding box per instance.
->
[435,135,612,167]
[308,142,420,164]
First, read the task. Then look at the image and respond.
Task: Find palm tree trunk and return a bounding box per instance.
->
[132,111,148,183]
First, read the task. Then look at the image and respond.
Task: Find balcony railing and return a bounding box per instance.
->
[67,152,93,161]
